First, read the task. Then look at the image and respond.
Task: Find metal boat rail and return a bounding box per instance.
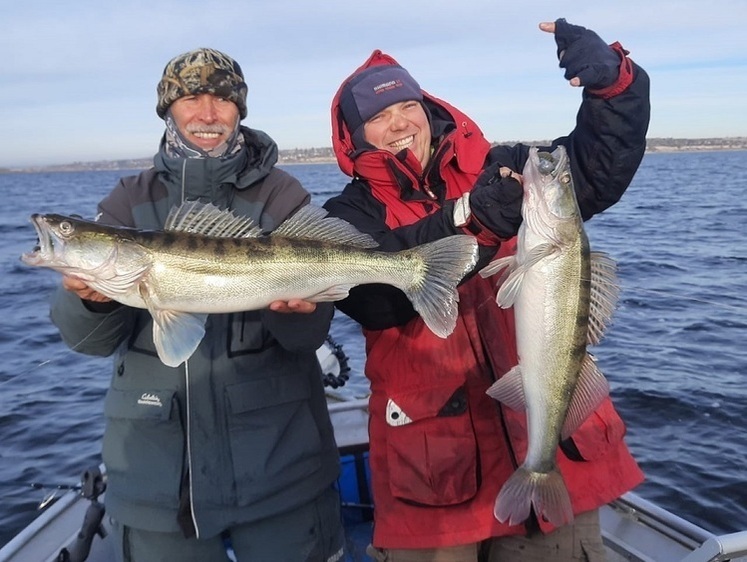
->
[601,492,747,562]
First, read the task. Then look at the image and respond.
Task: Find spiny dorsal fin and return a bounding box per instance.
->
[164,201,378,248]
[272,205,378,248]
[165,201,263,238]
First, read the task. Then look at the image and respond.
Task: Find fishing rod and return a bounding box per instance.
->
[0,481,82,491]
[0,474,91,513]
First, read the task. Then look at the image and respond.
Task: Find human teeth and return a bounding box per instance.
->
[194,132,220,139]
[390,135,414,149]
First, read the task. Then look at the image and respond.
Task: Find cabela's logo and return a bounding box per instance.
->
[137,393,163,407]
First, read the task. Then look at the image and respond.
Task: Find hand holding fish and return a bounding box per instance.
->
[62,275,113,303]
[461,161,524,240]
[540,19,621,90]
[268,299,317,314]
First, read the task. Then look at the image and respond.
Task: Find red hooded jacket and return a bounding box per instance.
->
[325,50,648,548]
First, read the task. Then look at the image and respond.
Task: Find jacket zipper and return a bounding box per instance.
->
[179,160,200,538]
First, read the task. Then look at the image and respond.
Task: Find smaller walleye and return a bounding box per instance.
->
[22,201,478,367]
[480,146,619,528]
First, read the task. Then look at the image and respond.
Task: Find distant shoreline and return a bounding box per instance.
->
[2,137,745,174]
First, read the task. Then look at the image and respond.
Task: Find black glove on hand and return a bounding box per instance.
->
[468,162,523,240]
[553,18,620,90]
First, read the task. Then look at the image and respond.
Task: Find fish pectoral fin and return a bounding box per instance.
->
[305,284,356,302]
[150,309,208,368]
[524,242,557,268]
[587,251,621,345]
[486,365,525,410]
[495,267,526,308]
[479,255,514,278]
[561,353,610,439]
[494,243,557,308]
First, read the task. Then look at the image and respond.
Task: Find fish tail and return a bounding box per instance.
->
[404,235,478,338]
[494,466,574,528]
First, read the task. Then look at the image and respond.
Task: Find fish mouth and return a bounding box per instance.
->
[21,215,57,266]
[536,149,569,179]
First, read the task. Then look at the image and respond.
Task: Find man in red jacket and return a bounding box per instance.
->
[324,19,650,562]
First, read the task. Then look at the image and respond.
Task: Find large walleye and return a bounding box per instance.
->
[480,146,619,527]
[22,201,478,367]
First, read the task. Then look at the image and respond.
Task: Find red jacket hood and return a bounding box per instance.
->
[330,50,489,178]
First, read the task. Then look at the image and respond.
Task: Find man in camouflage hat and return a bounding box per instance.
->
[155,47,249,159]
[51,47,345,561]
[156,47,248,120]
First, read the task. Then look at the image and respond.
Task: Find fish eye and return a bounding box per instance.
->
[559,172,572,185]
[59,221,74,235]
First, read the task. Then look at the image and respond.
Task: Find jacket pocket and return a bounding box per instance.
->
[102,389,183,507]
[561,398,627,462]
[385,384,478,506]
[225,373,323,504]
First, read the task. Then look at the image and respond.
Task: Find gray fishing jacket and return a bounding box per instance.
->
[49,127,340,539]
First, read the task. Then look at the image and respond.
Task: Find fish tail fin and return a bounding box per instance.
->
[403,235,479,338]
[495,466,574,528]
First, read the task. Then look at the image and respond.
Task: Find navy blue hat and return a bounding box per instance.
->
[339,65,423,134]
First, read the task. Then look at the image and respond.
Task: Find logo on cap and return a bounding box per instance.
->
[373,79,404,94]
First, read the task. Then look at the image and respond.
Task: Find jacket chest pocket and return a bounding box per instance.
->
[384,384,479,507]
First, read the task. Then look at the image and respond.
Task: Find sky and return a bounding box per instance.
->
[3,0,746,168]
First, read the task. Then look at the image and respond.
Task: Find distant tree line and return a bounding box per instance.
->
[2,137,745,173]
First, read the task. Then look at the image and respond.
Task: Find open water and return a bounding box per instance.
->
[1,152,746,549]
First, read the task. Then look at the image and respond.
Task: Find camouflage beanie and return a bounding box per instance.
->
[156,48,248,119]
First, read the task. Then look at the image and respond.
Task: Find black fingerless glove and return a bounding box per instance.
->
[553,18,620,90]
[467,162,523,240]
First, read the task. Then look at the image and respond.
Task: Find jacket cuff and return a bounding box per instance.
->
[460,215,502,247]
[449,195,502,246]
[587,42,634,99]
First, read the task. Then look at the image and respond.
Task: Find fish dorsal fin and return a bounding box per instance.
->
[272,205,378,248]
[165,201,263,238]
[587,251,620,345]
[165,201,378,248]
